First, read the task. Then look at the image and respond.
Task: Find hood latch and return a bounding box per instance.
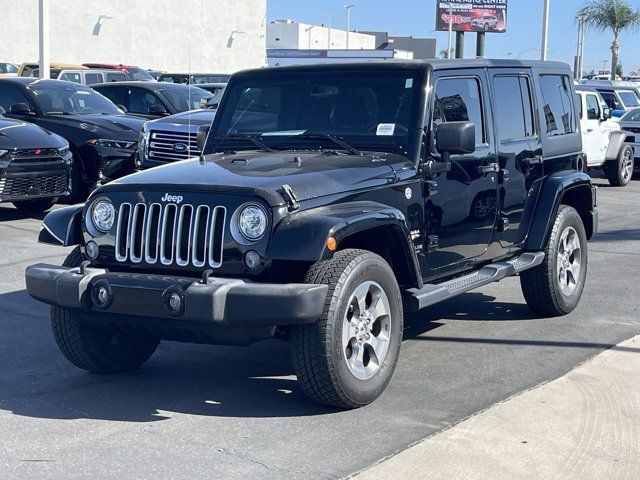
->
[281,184,300,211]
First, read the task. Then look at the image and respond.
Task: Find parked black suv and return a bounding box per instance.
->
[0,111,72,213]
[0,78,146,199]
[25,61,597,408]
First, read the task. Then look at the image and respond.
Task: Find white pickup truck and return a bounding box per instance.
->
[576,86,635,186]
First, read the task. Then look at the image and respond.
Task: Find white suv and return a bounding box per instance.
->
[577,87,635,186]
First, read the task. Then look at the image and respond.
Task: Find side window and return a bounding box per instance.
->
[96,86,124,106]
[433,77,485,146]
[585,94,600,120]
[128,88,162,113]
[106,72,126,82]
[0,85,31,111]
[493,75,535,142]
[539,75,575,137]
[85,73,103,85]
[59,72,82,84]
[599,91,621,110]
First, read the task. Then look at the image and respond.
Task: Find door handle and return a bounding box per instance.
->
[477,163,499,175]
[587,128,594,132]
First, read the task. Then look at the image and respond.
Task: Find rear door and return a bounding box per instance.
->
[581,92,607,165]
[423,69,499,275]
[489,69,542,250]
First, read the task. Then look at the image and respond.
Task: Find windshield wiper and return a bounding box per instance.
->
[284,133,362,156]
[215,134,274,153]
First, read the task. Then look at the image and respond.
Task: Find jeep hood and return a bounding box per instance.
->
[101,150,414,206]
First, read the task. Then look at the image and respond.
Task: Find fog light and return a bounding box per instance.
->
[91,281,112,310]
[162,287,184,316]
[244,250,261,270]
[85,241,99,260]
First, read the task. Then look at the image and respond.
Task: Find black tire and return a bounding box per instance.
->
[606,145,634,187]
[484,22,490,31]
[291,249,403,409]
[13,197,56,214]
[51,247,160,374]
[520,206,588,317]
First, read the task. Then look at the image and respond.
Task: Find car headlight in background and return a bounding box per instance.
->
[90,198,116,233]
[57,145,70,156]
[237,204,267,241]
[87,138,137,150]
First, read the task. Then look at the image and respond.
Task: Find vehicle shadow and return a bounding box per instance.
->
[0,204,48,221]
[0,289,579,423]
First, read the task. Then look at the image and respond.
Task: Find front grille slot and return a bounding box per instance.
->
[116,202,225,269]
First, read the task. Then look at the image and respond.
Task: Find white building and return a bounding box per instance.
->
[0,0,266,73]
[267,19,376,51]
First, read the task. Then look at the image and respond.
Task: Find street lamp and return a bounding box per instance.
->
[38,0,50,79]
[447,2,454,59]
[344,4,355,50]
[541,0,550,60]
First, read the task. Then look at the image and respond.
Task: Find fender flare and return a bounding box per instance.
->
[38,204,84,246]
[525,171,596,251]
[267,201,422,287]
[605,130,629,161]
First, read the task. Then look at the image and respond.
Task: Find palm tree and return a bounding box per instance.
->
[578,0,640,80]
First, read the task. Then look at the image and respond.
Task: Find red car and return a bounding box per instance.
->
[82,63,155,82]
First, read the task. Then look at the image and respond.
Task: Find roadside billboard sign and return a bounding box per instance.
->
[436,0,508,33]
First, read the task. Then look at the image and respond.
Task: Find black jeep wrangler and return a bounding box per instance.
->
[26,60,597,408]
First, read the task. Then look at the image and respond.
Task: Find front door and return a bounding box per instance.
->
[582,93,607,165]
[423,71,499,275]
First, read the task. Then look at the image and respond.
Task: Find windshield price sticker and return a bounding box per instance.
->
[376,123,396,136]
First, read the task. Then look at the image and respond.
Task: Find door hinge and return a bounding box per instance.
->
[427,235,439,253]
[498,217,510,233]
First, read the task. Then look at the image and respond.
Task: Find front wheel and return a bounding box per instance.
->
[291,249,403,409]
[606,145,634,186]
[520,205,588,316]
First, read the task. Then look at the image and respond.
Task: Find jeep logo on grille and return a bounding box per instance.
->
[173,143,188,153]
[161,193,183,204]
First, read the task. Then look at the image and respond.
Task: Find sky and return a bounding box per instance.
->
[267,0,640,74]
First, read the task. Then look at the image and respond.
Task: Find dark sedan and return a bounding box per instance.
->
[92,82,213,120]
[0,112,72,213]
[0,78,146,199]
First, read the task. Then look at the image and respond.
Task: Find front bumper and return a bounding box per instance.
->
[25,264,328,327]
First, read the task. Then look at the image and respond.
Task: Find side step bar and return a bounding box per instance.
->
[405,252,545,312]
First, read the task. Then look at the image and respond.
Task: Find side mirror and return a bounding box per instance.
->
[148,104,168,116]
[117,104,128,114]
[10,102,34,115]
[602,107,612,120]
[197,125,210,152]
[436,121,476,156]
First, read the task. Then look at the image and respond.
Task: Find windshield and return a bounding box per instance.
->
[621,108,640,122]
[161,86,213,112]
[210,69,422,158]
[28,82,122,115]
[618,90,640,108]
[127,67,155,81]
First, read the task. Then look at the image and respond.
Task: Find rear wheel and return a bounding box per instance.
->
[51,247,160,373]
[606,145,634,186]
[291,249,403,408]
[13,197,56,214]
[520,206,588,316]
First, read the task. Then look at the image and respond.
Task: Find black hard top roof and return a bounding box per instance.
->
[91,81,210,90]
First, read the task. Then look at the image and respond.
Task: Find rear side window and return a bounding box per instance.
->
[106,72,126,82]
[433,77,485,145]
[96,86,125,106]
[85,73,103,85]
[0,85,31,111]
[59,72,81,84]
[585,94,600,120]
[539,75,575,136]
[493,75,535,141]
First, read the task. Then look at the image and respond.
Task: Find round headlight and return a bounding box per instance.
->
[237,204,267,241]
[91,199,115,233]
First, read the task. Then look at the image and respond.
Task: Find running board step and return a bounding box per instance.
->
[406,252,545,312]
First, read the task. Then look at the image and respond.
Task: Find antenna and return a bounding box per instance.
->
[188,39,192,160]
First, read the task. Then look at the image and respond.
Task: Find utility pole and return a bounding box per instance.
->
[447,2,454,59]
[344,4,355,50]
[476,32,485,58]
[574,14,585,79]
[541,0,550,60]
[455,31,465,59]
[38,0,50,79]
[327,11,332,49]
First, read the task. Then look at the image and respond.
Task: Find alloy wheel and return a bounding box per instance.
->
[556,226,582,296]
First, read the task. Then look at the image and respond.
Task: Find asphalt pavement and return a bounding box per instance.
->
[0,174,639,479]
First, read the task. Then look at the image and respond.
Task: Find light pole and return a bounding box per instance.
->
[38,0,50,79]
[447,3,454,59]
[327,11,332,49]
[541,0,550,60]
[344,4,355,50]
[574,14,586,79]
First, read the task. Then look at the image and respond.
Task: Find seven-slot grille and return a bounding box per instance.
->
[148,129,200,163]
[115,202,226,268]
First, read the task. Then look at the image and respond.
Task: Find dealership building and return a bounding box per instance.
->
[0,0,267,73]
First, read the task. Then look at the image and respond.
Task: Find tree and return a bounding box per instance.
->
[439,47,455,59]
[616,62,623,77]
[578,0,640,80]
